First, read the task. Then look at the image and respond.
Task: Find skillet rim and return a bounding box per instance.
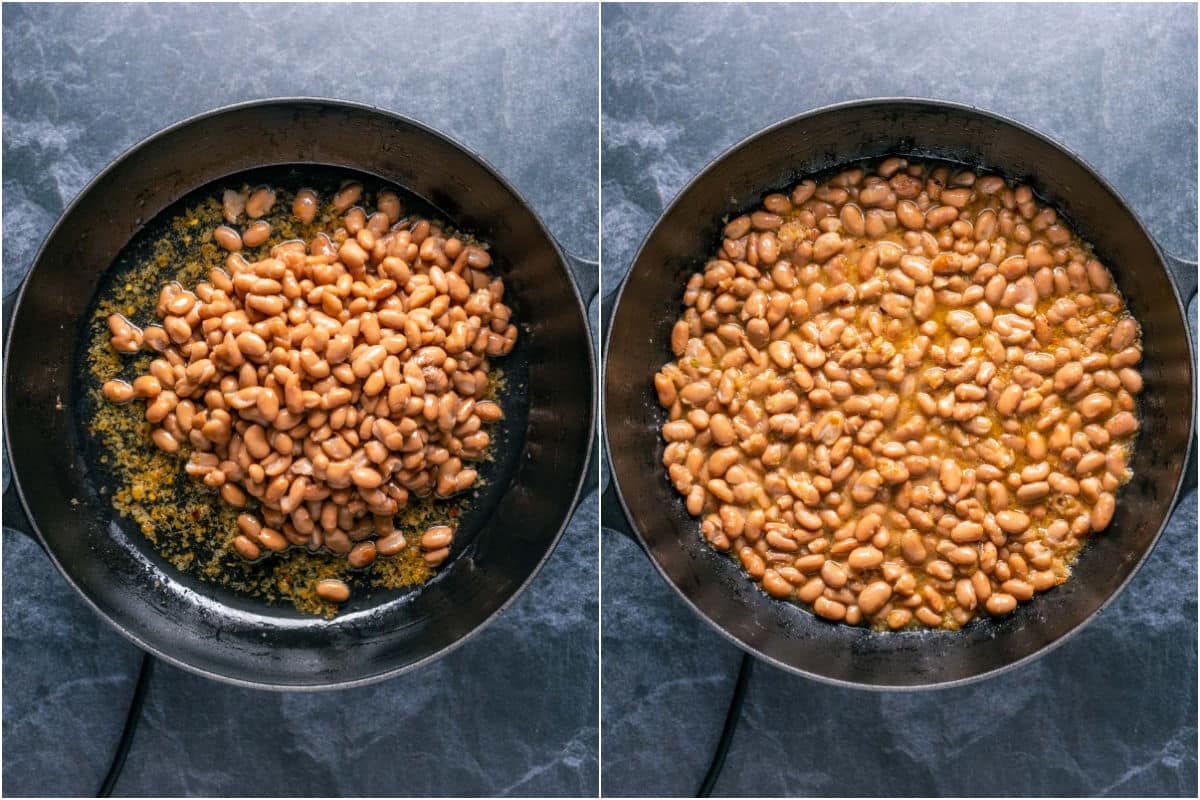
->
[3,96,598,691]
[602,95,1197,691]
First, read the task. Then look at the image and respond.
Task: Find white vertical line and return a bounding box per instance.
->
[595,0,605,796]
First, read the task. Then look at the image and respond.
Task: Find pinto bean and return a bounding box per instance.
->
[316,578,350,602]
[293,189,319,223]
[242,220,271,248]
[332,183,363,212]
[214,225,242,252]
[245,187,276,219]
[102,380,135,403]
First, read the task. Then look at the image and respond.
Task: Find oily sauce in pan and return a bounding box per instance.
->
[78,166,526,617]
[655,158,1144,631]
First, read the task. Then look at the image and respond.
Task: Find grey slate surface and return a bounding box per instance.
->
[600,3,1198,797]
[2,3,598,796]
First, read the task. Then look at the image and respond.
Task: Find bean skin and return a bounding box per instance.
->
[223,189,246,223]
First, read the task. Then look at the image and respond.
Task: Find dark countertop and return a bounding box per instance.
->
[601,3,1197,796]
[2,4,598,796]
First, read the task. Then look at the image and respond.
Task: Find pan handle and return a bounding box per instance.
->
[563,250,599,308]
[561,249,600,512]
[1162,250,1198,307]
[601,474,640,545]
[599,285,644,547]
[3,283,45,547]
[1159,250,1197,506]
[1182,436,1198,509]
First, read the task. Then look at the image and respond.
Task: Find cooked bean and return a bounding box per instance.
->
[733,547,762,578]
[292,189,318,223]
[985,593,1017,615]
[315,578,350,603]
[376,530,407,555]
[233,535,261,561]
[1002,579,1035,601]
[129,375,161,399]
[820,560,848,588]
[421,525,454,551]
[214,225,242,252]
[252,527,285,552]
[1016,482,1050,502]
[1091,492,1116,529]
[1110,318,1138,351]
[245,187,276,219]
[102,379,135,403]
[995,510,1030,535]
[848,546,883,570]
[813,596,846,621]
[1105,411,1138,438]
[151,428,179,453]
[857,581,893,615]
[896,200,925,230]
[762,569,793,598]
[812,232,844,263]
[1078,393,1112,420]
[348,541,377,568]
[220,483,247,507]
[242,220,271,247]
[332,183,362,212]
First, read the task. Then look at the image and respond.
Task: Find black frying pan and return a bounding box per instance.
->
[603,98,1196,689]
[3,98,596,689]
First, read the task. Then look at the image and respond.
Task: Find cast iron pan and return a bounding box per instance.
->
[3,98,597,690]
[603,98,1196,689]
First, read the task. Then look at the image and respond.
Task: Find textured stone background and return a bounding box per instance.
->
[600,3,1198,797]
[2,3,598,796]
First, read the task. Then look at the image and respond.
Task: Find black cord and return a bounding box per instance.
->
[697,651,753,797]
[97,652,155,797]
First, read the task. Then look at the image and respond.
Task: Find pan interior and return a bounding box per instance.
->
[605,100,1193,687]
[75,164,530,620]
